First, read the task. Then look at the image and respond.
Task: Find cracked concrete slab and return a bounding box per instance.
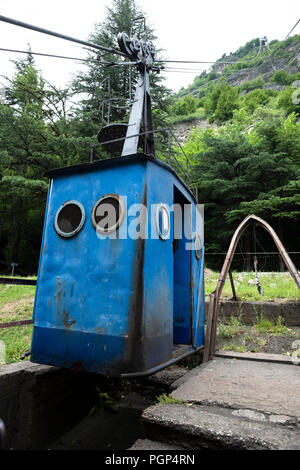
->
[171,358,300,421]
[129,439,185,450]
[142,403,300,450]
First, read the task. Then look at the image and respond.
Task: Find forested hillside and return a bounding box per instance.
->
[0,0,299,273]
[166,34,300,271]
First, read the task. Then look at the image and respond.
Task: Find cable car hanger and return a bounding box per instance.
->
[97,31,157,157]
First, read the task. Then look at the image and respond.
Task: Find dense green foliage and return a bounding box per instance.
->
[180,106,300,269]
[169,33,300,269]
[204,83,240,123]
[170,95,198,116]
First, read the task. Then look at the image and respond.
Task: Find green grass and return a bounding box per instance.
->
[0,279,36,365]
[254,315,290,335]
[205,271,300,301]
[0,325,33,364]
[0,283,36,324]
[0,283,36,310]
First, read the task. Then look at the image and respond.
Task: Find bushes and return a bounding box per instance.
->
[240,89,272,113]
[170,94,198,116]
[278,87,300,116]
[204,84,239,122]
[271,70,300,87]
[240,77,265,92]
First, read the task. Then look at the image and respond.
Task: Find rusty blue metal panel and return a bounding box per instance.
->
[31,154,205,376]
[142,162,174,367]
[191,203,205,348]
[31,159,150,375]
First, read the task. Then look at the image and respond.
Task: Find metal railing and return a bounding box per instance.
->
[90,126,198,200]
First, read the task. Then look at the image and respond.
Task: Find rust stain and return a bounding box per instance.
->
[54,277,62,312]
[63,310,76,328]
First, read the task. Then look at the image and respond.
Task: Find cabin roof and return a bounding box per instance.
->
[45,153,196,203]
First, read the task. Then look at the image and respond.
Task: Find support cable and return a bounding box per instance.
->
[0,15,127,58]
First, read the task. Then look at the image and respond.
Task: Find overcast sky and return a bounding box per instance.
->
[0,0,299,92]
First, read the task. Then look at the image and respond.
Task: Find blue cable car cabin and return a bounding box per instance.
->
[30,153,205,377]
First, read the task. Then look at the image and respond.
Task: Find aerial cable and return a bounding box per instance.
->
[0,15,127,58]
[284,18,300,40]
[162,69,207,74]
[163,66,208,71]
[159,42,263,67]
[0,46,110,64]
[264,18,300,60]
[159,18,300,67]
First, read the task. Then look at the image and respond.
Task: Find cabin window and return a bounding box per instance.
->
[156,204,170,240]
[194,233,203,260]
[54,201,85,238]
[91,194,125,233]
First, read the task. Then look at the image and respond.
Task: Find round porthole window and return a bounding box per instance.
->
[54,201,85,238]
[91,194,125,233]
[194,233,203,260]
[156,204,170,241]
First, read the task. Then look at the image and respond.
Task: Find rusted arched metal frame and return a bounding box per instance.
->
[203,214,300,363]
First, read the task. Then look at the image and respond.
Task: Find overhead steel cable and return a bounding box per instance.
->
[266,17,300,64]
[159,18,300,67]
[158,59,236,65]
[158,43,263,67]
[0,46,109,64]
[0,14,127,58]
[162,69,207,74]
[284,18,300,40]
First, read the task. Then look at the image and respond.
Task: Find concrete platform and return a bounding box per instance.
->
[129,439,185,450]
[139,357,300,450]
[171,358,300,419]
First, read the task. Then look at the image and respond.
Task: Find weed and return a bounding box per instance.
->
[217,316,245,339]
[89,388,119,415]
[157,394,185,405]
[245,335,254,343]
[254,315,290,335]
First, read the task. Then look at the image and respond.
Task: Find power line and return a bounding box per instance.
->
[163,66,207,71]
[284,18,300,40]
[0,14,127,58]
[0,14,299,79]
[159,18,300,66]
[0,47,108,64]
[162,69,207,74]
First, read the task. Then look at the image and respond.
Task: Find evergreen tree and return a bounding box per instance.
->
[204,83,239,123]
[188,114,299,268]
[71,0,172,140]
[0,54,93,273]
